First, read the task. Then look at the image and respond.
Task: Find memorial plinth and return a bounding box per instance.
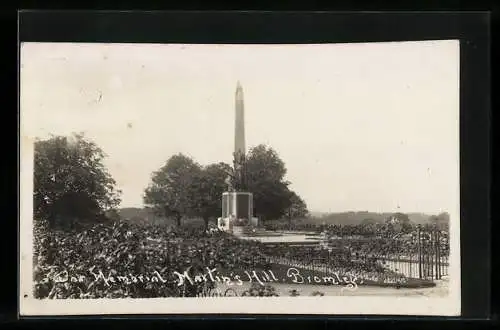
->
[222,191,253,221]
[217,192,258,234]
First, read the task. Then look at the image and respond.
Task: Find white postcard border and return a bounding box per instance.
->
[19,41,461,316]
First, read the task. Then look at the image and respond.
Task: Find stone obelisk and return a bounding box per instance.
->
[218,81,257,233]
[235,81,245,157]
[234,81,246,190]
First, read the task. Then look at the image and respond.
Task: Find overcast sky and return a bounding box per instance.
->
[21,41,459,214]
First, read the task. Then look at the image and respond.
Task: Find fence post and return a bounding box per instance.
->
[430,230,434,279]
[426,231,430,278]
[429,230,433,279]
[417,227,422,279]
[431,230,435,280]
[434,230,438,280]
[436,230,441,279]
[327,250,330,276]
[396,250,400,275]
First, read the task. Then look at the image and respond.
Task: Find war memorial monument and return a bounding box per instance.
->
[217,82,258,234]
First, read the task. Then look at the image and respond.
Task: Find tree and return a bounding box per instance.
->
[430,212,450,230]
[245,144,302,222]
[283,190,309,224]
[34,133,121,228]
[143,154,202,226]
[437,212,450,222]
[386,212,412,233]
[361,218,378,226]
[191,162,232,228]
[429,215,439,225]
[104,209,121,222]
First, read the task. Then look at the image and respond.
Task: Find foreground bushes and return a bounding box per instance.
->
[33,220,270,298]
[33,219,437,299]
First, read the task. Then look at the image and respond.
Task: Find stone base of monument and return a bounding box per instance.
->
[217,191,258,234]
[232,225,245,236]
[221,191,253,220]
[217,217,259,236]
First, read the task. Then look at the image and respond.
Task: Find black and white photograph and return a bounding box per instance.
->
[20,41,460,316]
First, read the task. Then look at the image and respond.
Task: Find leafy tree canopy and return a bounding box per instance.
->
[34,133,121,228]
[246,145,297,221]
[144,153,202,226]
[284,190,309,220]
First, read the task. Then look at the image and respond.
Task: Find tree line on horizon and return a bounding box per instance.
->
[33,133,308,229]
[307,211,450,227]
[118,207,449,228]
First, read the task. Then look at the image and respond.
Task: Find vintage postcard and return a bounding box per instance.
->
[19,41,460,316]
